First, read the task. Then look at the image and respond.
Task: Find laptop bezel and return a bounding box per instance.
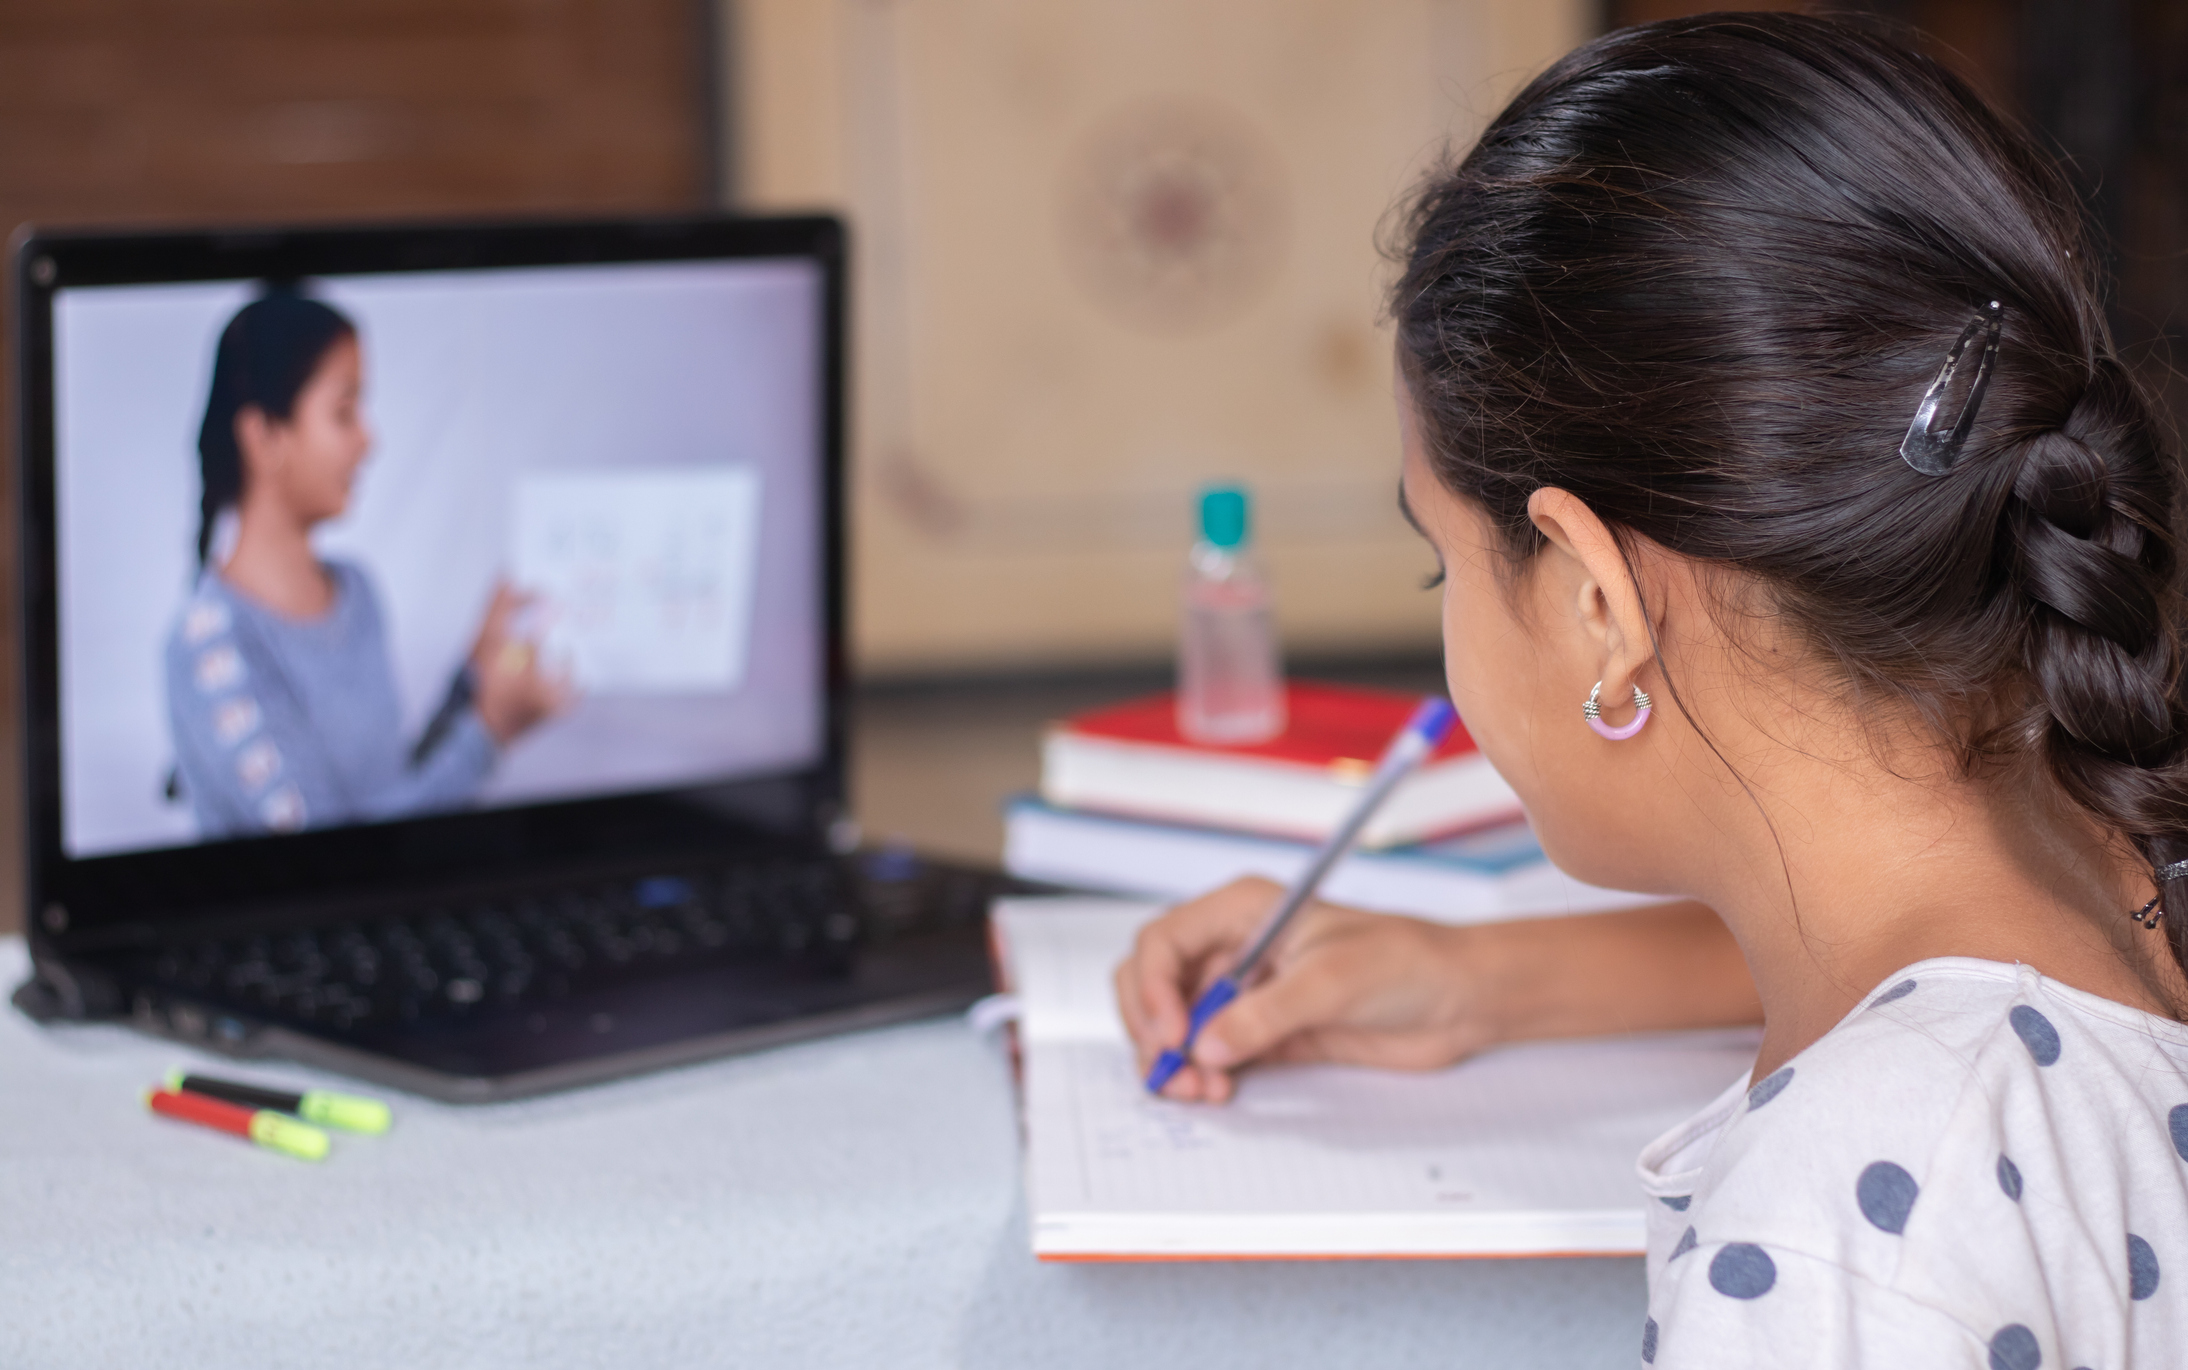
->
[12,213,850,948]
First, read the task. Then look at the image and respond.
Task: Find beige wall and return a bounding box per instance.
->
[729,0,1589,674]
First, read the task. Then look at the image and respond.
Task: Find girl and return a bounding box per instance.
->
[1117,15,2188,1366]
[165,289,564,839]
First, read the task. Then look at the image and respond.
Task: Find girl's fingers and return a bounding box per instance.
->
[1121,879,1285,1052]
[1190,940,1366,1069]
[1158,1059,1231,1103]
[1113,960,1212,1099]
[1110,883,1474,1108]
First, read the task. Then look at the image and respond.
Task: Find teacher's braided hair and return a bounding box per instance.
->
[1390,13,2188,984]
[195,288,355,566]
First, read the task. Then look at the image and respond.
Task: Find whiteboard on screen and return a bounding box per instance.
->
[511,468,764,694]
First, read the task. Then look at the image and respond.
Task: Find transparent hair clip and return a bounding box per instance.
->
[1900,300,2003,475]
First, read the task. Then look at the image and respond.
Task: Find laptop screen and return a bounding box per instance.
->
[50,255,827,861]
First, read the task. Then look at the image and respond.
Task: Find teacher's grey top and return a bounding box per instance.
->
[163,559,494,840]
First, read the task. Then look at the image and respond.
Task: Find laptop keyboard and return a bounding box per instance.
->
[133,855,1001,1034]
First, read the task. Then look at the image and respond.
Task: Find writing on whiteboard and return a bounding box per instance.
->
[511,468,764,694]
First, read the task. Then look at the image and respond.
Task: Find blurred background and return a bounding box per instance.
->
[0,0,2180,929]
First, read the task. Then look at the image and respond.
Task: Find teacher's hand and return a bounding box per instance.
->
[1113,876,1505,1103]
[469,583,572,745]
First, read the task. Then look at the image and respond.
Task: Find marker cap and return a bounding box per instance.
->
[248,1111,331,1161]
[299,1091,391,1135]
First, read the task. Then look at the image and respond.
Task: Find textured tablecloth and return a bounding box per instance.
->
[0,937,1647,1368]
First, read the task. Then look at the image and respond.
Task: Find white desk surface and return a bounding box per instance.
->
[0,936,1648,1368]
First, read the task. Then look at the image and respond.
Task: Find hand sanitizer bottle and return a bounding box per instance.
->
[1178,484,1286,744]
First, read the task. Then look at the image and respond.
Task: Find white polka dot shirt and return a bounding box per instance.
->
[1636,959,2188,1368]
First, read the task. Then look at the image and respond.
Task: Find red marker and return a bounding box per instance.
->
[144,1087,330,1161]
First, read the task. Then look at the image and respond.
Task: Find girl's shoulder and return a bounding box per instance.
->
[165,575,244,681]
[319,557,381,606]
[313,558,389,635]
[1648,961,2188,1189]
[1728,960,2188,1169]
[167,576,235,651]
[1637,961,2188,1368]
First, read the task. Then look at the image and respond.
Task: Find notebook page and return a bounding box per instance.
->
[1002,897,1166,1044]
[996,898,1760,1258]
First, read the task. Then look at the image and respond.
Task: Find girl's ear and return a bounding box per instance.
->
[1525,487,1657,693]
[233,405,279,476]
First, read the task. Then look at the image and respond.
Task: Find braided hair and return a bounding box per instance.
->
[195,288,356,566]
[1390,13,2188,984]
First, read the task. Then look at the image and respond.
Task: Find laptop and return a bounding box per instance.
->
[9,214,1050,1101]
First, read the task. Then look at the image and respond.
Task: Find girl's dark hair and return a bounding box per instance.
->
[195,289,355,565]
[1391,13,2188,982]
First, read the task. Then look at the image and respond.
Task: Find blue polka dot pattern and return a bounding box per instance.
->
[1658,1194,1691,1211]
[1641,1316,1658,1364]
[2129,1233,2159,1301]
[1670,1226,1698,1261]
[1987,1324,2040,1370]
[2009,1005,2061,1066]
[1872,978,1917,1006]
[1857,1161,1919,1234]
[2171,1104,2188,1163]
[1997,1154,2022,1202]
[1747,1068,1794,1111]
[1708,1243,1776,1298]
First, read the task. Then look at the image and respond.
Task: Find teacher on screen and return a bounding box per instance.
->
[164,288,566,839]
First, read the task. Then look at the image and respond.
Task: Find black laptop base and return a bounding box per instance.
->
[18,848,1058,1102]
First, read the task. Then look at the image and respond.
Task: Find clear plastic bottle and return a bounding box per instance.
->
[1177,484,1286,744]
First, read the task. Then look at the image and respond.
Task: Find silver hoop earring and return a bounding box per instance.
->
[1583,681,1652,741]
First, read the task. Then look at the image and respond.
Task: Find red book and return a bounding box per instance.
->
[1039,681,1520,849]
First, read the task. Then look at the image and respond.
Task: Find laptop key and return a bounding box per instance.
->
[128,854,937,1035]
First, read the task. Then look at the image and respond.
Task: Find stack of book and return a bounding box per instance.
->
[1003,681,1645,922]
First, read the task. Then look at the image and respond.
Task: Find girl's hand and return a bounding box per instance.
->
[1113,877,1504,1103]
[468,583,572,745]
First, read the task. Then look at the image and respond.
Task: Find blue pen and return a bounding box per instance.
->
[1144,696,1462,1095]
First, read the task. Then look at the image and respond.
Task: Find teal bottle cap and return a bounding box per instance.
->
[1199,485,1250,549]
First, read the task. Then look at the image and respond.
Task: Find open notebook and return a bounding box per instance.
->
[995,898,1761,1260]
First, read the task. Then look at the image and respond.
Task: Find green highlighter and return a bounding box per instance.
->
[167,1070,392,1134]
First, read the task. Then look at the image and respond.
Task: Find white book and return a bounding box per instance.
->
[995,897,1760,1260]
[1004,797,1650,922]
